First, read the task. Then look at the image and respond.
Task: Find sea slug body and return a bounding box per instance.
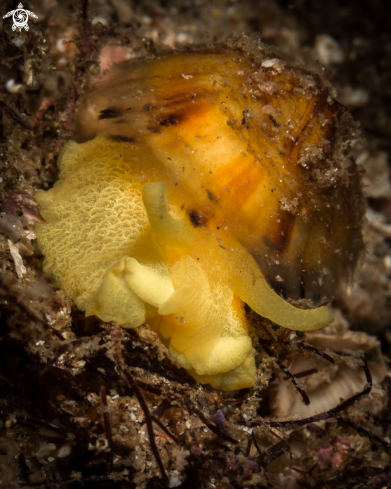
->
[35,45,364,390]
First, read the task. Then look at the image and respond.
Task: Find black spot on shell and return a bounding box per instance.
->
[269,115,280,128]
[206,189,215,201]
[147,126,160,134]
[299,279,306,299]
[158,115,179,126]
[188,210,203,227]
[98,107,122,120]
[143,103,154,112]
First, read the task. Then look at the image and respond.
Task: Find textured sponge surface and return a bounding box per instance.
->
[35,138,156,313]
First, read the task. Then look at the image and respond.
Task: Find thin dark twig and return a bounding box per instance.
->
[252,431,262,455]
[291,341,335,364]
[150,415,178,444]
[257,440,289,467]
[327,359,372,414]
[136,379,163,396]
[0,370,14,387]
[265,425,284,441]
[50,327,65,341]
[44,364,81,385]
[184,399,239,444]
[122,369,169,485]
[259,323,275,340]
[279,329,292,342]
[81,0,92,38]
[111,324,169,486]
[0,101,32,129]
[100,385,114,471]
[261,342,310,406]
[56,0,95,146]
[220,393,252,405]
[12,416,69,437]
[246,436,252,457]
[293,367,318,379]
[335,415,391,454]
[151,399,172,417]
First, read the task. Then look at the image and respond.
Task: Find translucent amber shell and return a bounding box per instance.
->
[75,49,364,304]
[35,46,364,390]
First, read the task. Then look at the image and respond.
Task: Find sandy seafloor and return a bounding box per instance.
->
[0,0,391,488]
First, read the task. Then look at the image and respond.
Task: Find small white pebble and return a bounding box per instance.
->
[5,79,23,94]
[92,16,109,27]
[262,59,278,68]
[5,419,13,429]
[176,32,190,43]
[261,58,285,72]
[11,36,25,47]
[383,255,391,271]
[8,240,26,278]
[36,443,56,458]
[339,87,369,109]
[315,34,344,66]
[25,231,36,240]
[169,476,182,488]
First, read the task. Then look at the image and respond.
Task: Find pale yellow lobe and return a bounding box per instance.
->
[91,260,146,327]
[35,134,333,390]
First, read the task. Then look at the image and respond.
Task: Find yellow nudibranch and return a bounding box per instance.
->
[35,45,364,390]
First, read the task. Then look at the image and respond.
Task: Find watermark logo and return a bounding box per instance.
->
[3,3,38,32]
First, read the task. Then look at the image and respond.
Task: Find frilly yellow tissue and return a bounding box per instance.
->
[35,135,332,390]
